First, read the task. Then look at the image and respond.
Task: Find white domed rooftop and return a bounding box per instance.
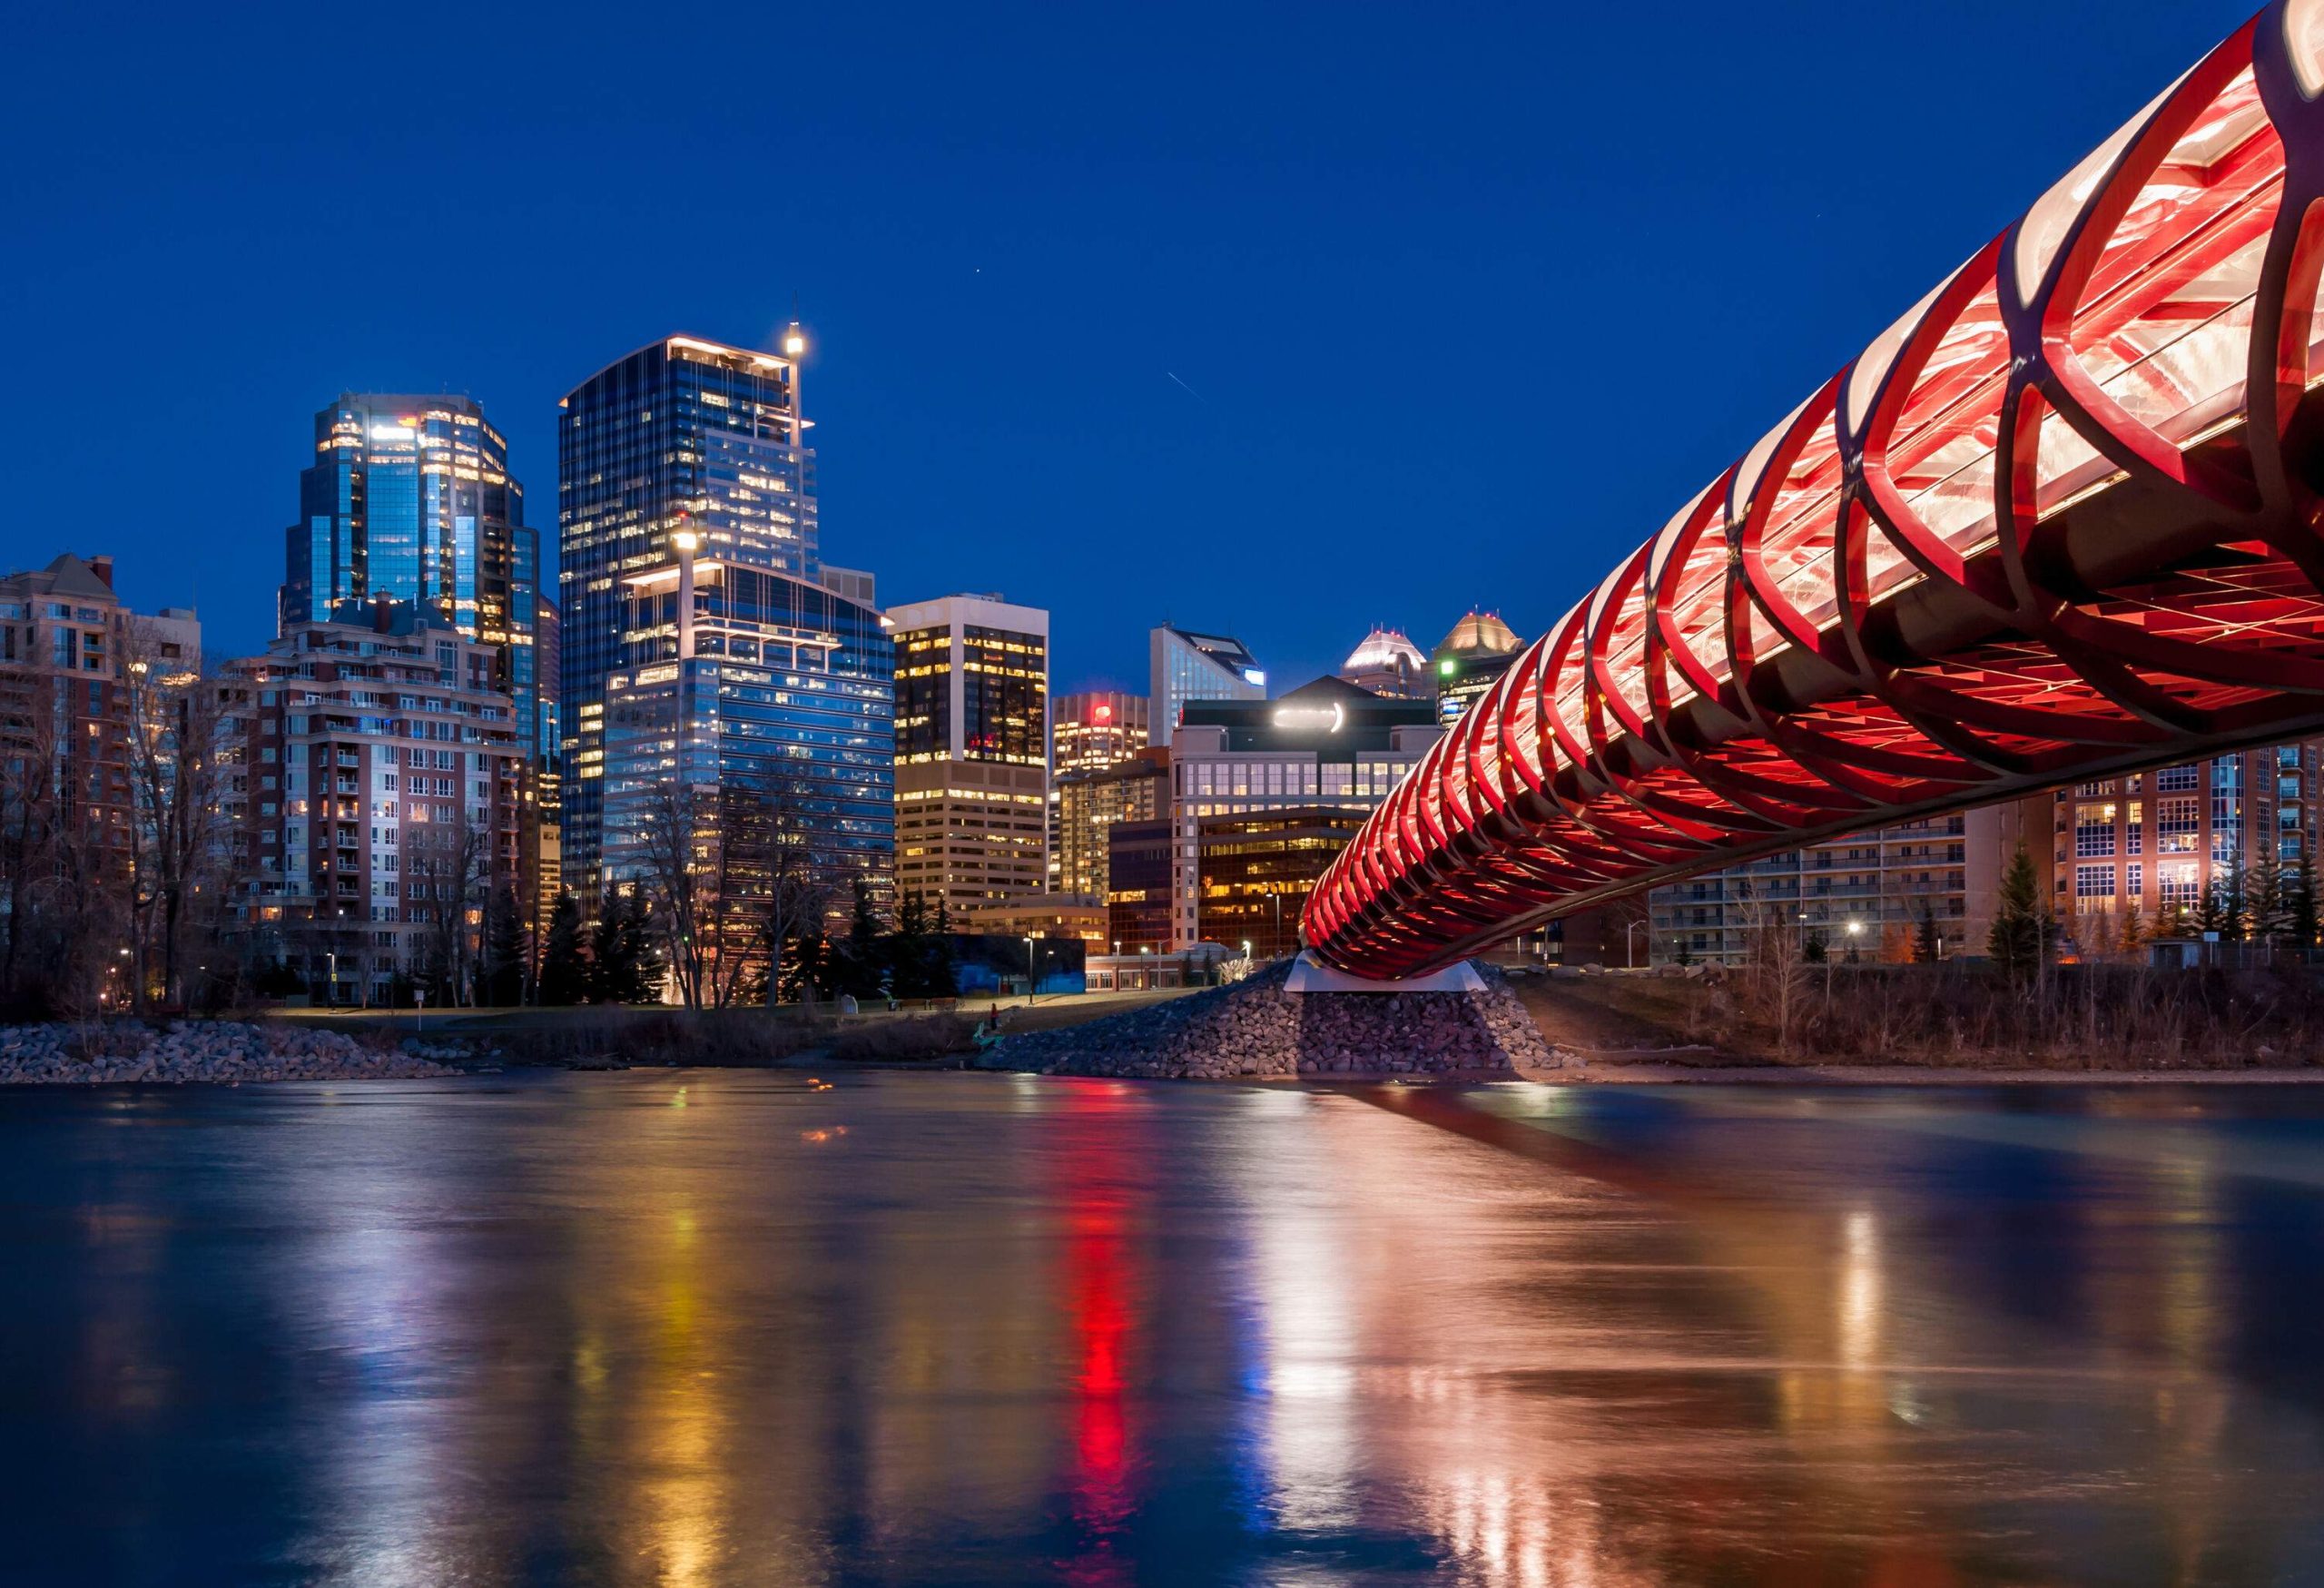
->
[1341,626,1426,676]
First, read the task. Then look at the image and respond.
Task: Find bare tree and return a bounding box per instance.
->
[630,777,719,1008]
[625,775,840,1010]
[0,662,124,1012]
[119,626,234,1008]
[734,779,836,1009]
[406,802,488,1006]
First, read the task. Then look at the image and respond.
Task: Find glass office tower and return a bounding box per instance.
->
[279,393,551,917]
[559,334,821,897]
[601,547,893,955]
[281,394,534,649]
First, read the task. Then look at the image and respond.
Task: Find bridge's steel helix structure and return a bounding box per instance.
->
[1305,4,2324,977]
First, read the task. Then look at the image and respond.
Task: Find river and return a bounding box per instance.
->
[3,1072,2319,1585]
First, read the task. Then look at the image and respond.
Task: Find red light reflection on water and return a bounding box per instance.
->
[1050,1080,1145,1584]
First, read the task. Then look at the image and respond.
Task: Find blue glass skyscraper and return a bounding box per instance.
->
[601,545,893,959]
[279,393,551,916]
[559,331,878,902]
[279,393,543,751]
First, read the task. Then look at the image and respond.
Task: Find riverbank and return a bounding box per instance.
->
[1507,966,2324,1078]
[0,1020,455,1084]
[14,961,2324,1085]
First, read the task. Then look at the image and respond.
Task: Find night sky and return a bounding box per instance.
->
[1,0,2256,695]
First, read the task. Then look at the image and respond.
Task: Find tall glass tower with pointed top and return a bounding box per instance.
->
[557,331,856,899]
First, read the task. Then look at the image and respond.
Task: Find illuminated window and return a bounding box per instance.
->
[2157,798,2200,853]
[2158,861,2201,907]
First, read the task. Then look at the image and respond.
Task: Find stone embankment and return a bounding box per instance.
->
[994,961,1554,1080]
[0,1021,458,1084]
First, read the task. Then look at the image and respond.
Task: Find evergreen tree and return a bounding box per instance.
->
[2293,851,2321,952]
[1987,842,2051,981]
[2195,879,2226,936]
[784,930,830,1003]
[481,884,527,1006]
[539,892,589,1006]
[1914,899,1941,964]
[2121,899,2147,958]
[1802,929,1827,964]
[833,878,886,998]
[624,892,663,997]
[2253,855,2292,944]
[2221,859,2252,940]
[931,895,959,993]
[589,888,655,1003]
[889,890,950,1001]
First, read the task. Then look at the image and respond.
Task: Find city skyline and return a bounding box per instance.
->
[4,0,2258,697]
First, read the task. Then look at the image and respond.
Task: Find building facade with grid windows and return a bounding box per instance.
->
[886,594,1049,907]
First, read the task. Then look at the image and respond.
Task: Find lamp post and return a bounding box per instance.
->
[1625,919,1646,970]
[1846,917,1865,964]
[1024,934,1038,1005]
[325,950,337,1009]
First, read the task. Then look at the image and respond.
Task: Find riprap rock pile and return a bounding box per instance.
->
[995,961,1553,1080]
[0,1021,457,1084]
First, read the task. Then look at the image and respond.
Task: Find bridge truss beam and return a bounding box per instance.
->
[1306,3,2324,978]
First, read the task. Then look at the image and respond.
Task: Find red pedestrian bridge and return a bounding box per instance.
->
[1305,4,2324,979]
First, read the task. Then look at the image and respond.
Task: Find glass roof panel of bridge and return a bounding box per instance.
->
[2292,0,2324,98]
[2014,73,2187,306]
[1587,554,1654,731]
[2061,66,2280,466]
[1755,390,1848,635]
[1885,266,2009,557]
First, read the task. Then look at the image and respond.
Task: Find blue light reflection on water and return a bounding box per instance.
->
[1,1074,2320,1585]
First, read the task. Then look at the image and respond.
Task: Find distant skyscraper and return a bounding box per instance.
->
[1431,610,1521,726]
[888,594,1050,906]
[1339,626,1430,699]
[1049,690,1154,896]
[558,333,820,896]
[600,535,893,952]
[281,393,534,650]
[1149,626,1264,747]
[1167,677,1438,950]
[279,393,551,917]
[1051,691,1150,774]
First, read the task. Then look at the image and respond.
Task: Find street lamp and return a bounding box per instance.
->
[1024,934,1038,1005]
[1625,919,1647,969]
[1846,918,1865,964]
[325,950,337,1008]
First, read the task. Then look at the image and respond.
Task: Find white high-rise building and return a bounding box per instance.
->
[1149,626,1264,748]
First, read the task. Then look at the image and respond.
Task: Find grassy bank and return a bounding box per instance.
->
[261,987,1198,1069]
[1512,964,2324,1073]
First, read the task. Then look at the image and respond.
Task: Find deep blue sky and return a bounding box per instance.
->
[0,0,2257,695]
